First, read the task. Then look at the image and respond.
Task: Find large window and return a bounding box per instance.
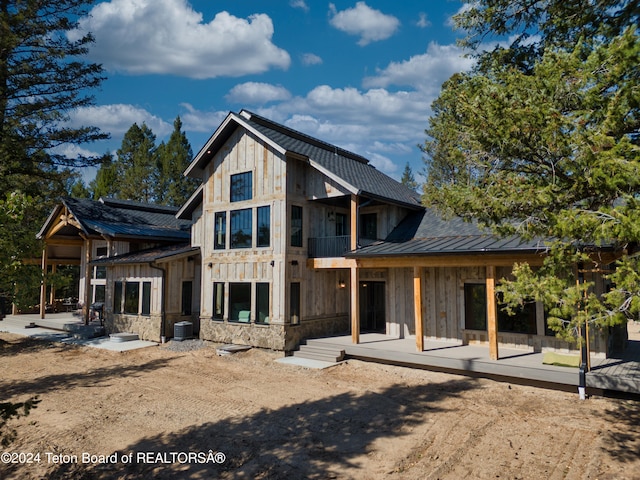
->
[124,282,140,314]
[114,281,123,314]
[290,282,300,324]
[464,283,538,334]
[141,282,151,316]
[214,212,226,249]
[360,213,377,240]
[229,283,251,322]
[291,205,303,247]
[231,209,252,248]
[257,206,270,247]
[93,285,105,303]
[213,283,224,320]
[230,172,252,202]
[256,283,270,324]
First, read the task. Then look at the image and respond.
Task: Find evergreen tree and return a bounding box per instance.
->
[89,152,118,199]
[155,117,198,207]
[422,1,639,342]
[115,123,157,203]
[400,162,419,191]
[0,0,107,196]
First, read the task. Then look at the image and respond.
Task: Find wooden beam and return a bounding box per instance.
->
[350,194,358,251]
[357,254,546,269]
[307,257,357,269]
[414,266,424,352]
[39,248,48,319]
[351,266,360,344]
[486,265,499,360]
[83,238,92,325]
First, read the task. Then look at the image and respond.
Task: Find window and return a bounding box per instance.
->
[464,284,487,330]
[114,281,123,314]
[93,285,105,303]
[336,213,348,236]
[94,266,107,279]
[257,206,270,247]
[360,213,377,240]
[256,283,269,324]
[231,209,252,248]
[141,282,151,316]
[213,282,224,320]
[124,282,140,314]
[181,281,192,316]
[290,282,300,324]
[96,247,108,257]
[214,212,226,249]
[229,283,251,323]
[230,171,252,202]
[464,283,538,334]
[291,205,303,247]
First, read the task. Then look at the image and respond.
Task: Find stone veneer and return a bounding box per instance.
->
[105,314,162,342]
[199,315,349,352]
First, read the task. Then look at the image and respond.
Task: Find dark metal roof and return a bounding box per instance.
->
[348,209,549,258]
[55,197,191,241]
[241,111,422,209]
[91,244,199,265]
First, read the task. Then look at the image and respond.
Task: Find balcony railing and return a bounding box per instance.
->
[308,235,351,258]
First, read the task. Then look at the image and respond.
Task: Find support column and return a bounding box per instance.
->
[486,265,499,360]
[49,264,57,305]
[350,194,358,251]
[414,266,424,351]
[351,265,360,344]
[39,247,48,319]
[83,238,92,325]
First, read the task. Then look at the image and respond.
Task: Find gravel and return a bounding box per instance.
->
[159,338,211,352]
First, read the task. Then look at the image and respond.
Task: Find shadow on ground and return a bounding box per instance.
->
[48,378,477,480]
[604,399,640,464]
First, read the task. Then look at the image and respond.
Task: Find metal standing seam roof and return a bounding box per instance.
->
[241,111,422,209]
[50,197,191,241]
[347,209,550,258]
[91,244,199,266]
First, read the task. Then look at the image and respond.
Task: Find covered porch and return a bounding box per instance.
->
[305,330,640,396]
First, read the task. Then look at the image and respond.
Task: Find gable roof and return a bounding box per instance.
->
[183,110,422,209]
[38,197,191,241]
[347,209,550,258]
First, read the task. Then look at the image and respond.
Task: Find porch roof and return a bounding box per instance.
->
[90,244,199,266]
[348,209,549,258]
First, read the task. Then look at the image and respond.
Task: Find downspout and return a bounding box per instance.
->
[149,261,167,343]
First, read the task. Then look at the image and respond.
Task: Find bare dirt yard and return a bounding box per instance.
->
[1,332,639,480]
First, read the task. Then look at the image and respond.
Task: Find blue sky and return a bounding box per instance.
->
[65,0,476,184]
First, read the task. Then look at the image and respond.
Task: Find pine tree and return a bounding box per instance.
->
[400,162,419,191]
[115,123,157,203]
[89,152,118,199]
[154,117,198,207]
[423,1,640,341]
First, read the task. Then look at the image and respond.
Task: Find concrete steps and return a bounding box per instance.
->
[109,333,139,343]
[293,340,345,363]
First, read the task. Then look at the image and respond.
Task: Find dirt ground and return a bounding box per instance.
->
[1,332,639,480]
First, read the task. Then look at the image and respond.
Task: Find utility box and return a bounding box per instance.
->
[174,321,193,341]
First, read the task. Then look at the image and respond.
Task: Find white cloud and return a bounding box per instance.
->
[50,143,102,161]
[289,0,309,12]
[417,12,431,28]
[301,53,323,66]
[178,103,229,133]
[366,152,398,175]
[328,2,400,46]
[70,0,290,78]
[225,83,292,104]
[362,42,475,93]
[68,104,172,138]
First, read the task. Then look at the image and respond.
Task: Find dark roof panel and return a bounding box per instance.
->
[91,244,198,265]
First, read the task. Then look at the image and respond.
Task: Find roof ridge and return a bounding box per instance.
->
[239,109,370,165]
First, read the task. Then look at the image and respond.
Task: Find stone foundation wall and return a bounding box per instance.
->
[105,314,162,342]
[284,315,349,352]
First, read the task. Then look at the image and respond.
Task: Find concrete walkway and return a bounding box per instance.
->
[0,314,158,352]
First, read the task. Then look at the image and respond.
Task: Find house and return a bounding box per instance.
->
[178,109,618,358]
[36,197,200,341]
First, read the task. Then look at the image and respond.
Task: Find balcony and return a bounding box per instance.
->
[308,235,351,258]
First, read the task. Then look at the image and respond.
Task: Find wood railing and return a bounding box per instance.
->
[308,235,351,258]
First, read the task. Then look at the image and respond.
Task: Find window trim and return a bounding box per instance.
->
[214,211,226,250]
[230,208,253,249]
[230,171,253,202]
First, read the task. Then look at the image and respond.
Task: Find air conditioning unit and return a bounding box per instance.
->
[174,321,193,341]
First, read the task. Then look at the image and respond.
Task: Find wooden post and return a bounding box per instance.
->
[414,266,424,351]
[49,264,56,305]
[83,238,92,325]
[39,247,48,319]
[351,265,360,344]
[486,265,499,360]
[350,194,358,251]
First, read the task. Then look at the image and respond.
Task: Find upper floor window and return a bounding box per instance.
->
[291,205,303,247]
[360,213,377,240]
[231,209,252,248]
[230,171,252,202]
[96,246,108,257]
[214,212,226,250]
